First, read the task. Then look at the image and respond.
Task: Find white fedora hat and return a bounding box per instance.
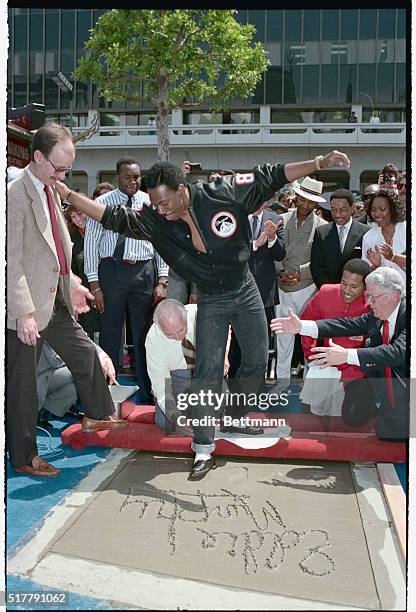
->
[293,176,326,203]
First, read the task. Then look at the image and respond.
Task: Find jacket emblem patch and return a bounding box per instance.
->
[210,211,237,238]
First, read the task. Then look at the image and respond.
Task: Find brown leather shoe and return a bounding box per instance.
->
[81,415,129,434]
[15,456,61,478]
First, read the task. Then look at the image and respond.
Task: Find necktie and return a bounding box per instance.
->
[181,337,196,368]
[44,185,68,275]
[382,320,395,407]
[113,196,132,264]
[252,215,259,241]
[338,225,346,252]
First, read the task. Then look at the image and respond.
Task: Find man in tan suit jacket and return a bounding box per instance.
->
[7,122,128,478]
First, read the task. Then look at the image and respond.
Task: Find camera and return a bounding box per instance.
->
[189,162,202,170]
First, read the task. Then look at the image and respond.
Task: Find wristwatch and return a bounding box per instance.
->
[314,155,324,171]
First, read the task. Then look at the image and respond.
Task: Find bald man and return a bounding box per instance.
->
[145,299,197,433]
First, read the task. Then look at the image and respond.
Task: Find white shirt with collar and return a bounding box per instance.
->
[336,217,353,251]
[300,301,401,366]
[249,211,277,251]
[145,305,197,414]
[26,166,51,223]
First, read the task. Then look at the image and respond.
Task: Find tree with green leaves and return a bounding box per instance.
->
[74,9,269,160]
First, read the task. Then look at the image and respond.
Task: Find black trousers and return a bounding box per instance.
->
[98,258,154,402]
[6,303,114,468]
[228,304,274,380]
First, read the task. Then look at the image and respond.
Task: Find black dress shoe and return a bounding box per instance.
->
[220,424,264,435]
[189,457,217,479]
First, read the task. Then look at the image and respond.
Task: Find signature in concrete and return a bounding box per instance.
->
[119,487,335,576]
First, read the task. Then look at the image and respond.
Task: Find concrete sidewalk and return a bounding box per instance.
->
[7,449,406,610]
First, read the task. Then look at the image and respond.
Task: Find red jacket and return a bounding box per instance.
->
[301,284,370,383]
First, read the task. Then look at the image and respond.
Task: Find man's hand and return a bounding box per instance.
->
[270,308,301,334]
[309,339,348,367]
[53,180,71,200]
[152,280,167,307]
[182,161,191,176]
[188,293,197,304]
[321,150,351,169]
[16,314,40,346]
[279,270,299,286]
[72,285,94,315]
[367,246,382,268]
[99,353,117,384]
[264,218,283,241]
[90,281,105,313]
[254,230,268,249]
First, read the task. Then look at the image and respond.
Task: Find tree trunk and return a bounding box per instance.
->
[157,77,170,161]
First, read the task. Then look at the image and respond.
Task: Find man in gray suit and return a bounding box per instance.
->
[7,122,128,478]
[274,177,327,387]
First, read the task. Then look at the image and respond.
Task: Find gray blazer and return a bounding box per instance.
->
[7,166,80,331]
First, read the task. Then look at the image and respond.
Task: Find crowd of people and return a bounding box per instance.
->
[6,121,407,480]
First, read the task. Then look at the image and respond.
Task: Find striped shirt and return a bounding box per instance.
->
[84,188,168,282]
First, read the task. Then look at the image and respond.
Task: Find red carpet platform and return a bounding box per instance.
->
[61,404,406,463]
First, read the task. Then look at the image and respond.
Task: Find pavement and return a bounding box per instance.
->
[5,380,408,610]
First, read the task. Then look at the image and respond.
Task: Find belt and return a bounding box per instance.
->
[101,257,144,265]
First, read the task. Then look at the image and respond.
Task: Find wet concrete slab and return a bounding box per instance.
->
[48,453,383,609]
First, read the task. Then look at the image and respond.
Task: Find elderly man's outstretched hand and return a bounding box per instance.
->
[270,308,301,334]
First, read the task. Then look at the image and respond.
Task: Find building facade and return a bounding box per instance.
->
[8,8,407,194]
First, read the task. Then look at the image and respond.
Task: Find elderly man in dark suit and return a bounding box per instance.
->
[228,201,286,378]
[7,122,128,478]
[271,267,407,440]
[310,188,369,288]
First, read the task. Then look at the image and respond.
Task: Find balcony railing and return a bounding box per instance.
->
[72,122,406,148]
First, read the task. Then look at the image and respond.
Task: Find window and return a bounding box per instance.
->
[397,9,405,38]
[303,10,320,41]
[77,10,92,56]
[283,65,301,103]
[320,64,338,102]
[376,64,394,103]
[339,65,356,103]
[358,64,376,100]
[378,9,395,39]
[265,66,282,104]
[359,9,377,39]
[322,10,339,41]
[266,10,283,42]
[248,11,265,42]
[61,10,75,73]
[284,10,301,42]
[341,10,358,40]
[302,66,319,103]
[395,63,406,103]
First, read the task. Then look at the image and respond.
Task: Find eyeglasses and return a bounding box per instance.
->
[365,292,388,304]
[45,156,72,175]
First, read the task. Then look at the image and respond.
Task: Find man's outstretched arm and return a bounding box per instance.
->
[54,181,105,222]
[283,150,350,183]
[54,180,151,240]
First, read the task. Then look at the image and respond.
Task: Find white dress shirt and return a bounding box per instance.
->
[27,167,51,223]
[300,301,401,366]
[145,305,197,414]
[336,217,353,252]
